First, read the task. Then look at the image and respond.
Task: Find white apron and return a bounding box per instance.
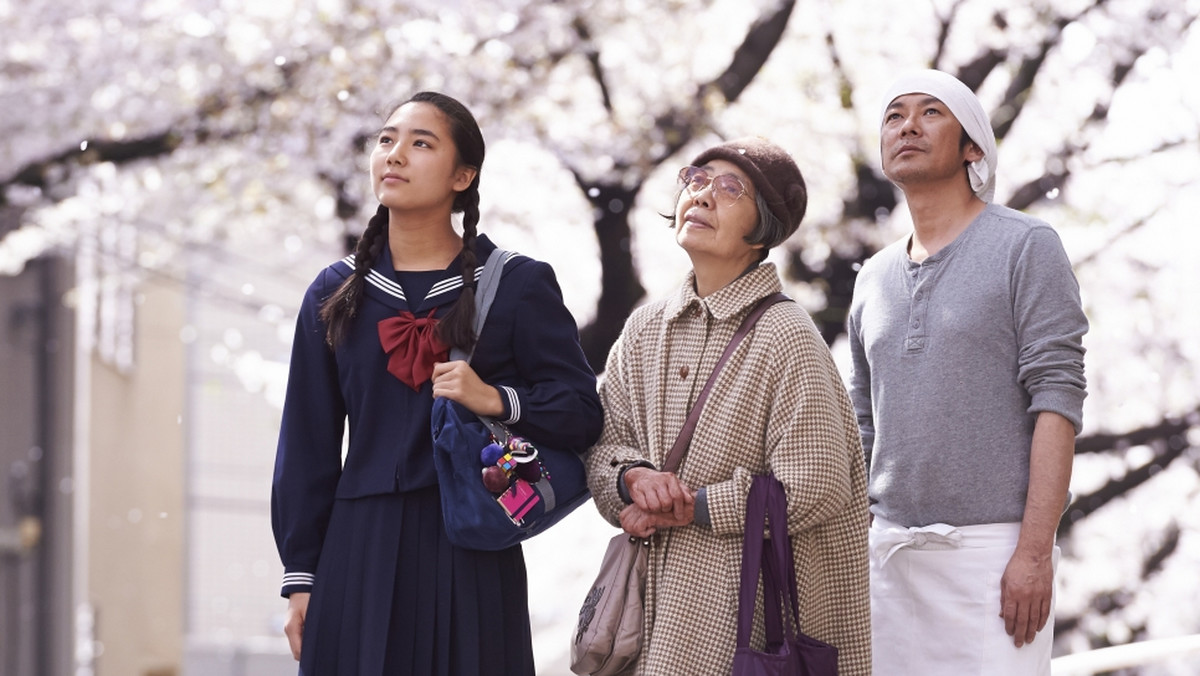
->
[869,516,1058,676]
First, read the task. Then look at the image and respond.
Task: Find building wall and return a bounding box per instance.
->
[0,257,75,676]
[87,277,186,676]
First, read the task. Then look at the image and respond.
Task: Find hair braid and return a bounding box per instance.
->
[436,186,481,352]
[319,204,388,347]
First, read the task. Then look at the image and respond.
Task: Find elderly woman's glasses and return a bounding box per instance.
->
[678,166,748,208]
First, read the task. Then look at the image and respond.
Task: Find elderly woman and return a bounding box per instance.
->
[585,138,871,674]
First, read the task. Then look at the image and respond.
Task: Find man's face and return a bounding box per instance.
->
[880,94,982,189]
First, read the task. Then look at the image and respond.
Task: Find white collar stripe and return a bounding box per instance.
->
[342,250,519,304]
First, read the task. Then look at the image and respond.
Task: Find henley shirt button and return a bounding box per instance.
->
[679,365,689,379]
[912,320,920,328]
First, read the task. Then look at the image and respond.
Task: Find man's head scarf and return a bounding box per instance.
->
[880,69,998,202]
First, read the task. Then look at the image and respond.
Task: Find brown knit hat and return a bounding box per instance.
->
[690,137,808,248]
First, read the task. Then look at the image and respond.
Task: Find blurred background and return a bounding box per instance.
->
[1,0,1198,674]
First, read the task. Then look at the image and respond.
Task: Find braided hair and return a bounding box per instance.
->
[319,204,388,347]
[318,92,485,350]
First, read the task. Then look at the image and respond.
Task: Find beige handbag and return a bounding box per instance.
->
[569,293,790,676]
[570,533,649,675]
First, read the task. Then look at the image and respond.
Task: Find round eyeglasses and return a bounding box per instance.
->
[678,166,748,208]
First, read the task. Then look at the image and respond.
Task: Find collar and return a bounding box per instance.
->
[332,233,504,312]
[664,262,784,323]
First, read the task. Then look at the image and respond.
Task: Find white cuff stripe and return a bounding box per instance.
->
[501,386,520,424]
[281,572,315,589]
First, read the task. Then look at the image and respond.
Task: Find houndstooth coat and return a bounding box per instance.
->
[585,264,871,675]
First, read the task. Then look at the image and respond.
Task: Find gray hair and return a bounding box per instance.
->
[744,191,788,260]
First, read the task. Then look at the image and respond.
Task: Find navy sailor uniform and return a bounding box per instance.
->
[271,234,603,675]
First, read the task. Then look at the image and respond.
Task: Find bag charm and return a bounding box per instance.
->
[479,436,547,525]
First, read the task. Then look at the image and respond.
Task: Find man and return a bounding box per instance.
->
[847,69,1087,675]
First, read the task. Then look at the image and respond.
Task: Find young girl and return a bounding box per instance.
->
[272,92,603,675]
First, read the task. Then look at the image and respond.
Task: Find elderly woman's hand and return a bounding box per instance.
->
[619,502,695,538]
[624,467,695,520]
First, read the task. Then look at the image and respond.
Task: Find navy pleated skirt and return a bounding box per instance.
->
[298,484,535,676]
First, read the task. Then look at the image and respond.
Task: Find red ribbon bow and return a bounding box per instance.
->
[377,310,449,390]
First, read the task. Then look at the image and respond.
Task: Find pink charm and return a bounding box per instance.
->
[496,479,540,524]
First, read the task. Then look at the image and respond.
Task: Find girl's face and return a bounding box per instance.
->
[370,101,477,213]
[673,158,763,265]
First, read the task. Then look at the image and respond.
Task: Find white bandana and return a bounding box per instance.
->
[881,69,998,203]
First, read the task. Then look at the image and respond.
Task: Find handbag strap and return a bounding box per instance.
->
[736,474,772,649]
[660,292,790,473]
[736,474,801,650]
[764,475,801,642]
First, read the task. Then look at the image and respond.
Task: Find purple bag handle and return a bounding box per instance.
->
[765,476,802,643]
[736,474,801,650]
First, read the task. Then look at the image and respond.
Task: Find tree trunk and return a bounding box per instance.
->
[578,182,645,372]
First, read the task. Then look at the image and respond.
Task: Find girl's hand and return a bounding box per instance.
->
[284,592,310,661]
[431,360,504,417]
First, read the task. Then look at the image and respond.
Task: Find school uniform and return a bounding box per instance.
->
[272,234,603,676]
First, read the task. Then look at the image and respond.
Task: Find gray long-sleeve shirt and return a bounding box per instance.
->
[847,203,1087,528]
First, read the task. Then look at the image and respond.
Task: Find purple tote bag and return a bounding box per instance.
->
[732,475,839,676]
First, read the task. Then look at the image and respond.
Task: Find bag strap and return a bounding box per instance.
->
[449,247,510,364]
[763,475,801,643]
[736,474,771,649]
[660,292,790,473]
[737,474,801,650]
[447,248,512,443]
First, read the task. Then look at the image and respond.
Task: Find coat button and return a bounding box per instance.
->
[679,365,689,379]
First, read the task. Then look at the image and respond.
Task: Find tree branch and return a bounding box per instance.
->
[931,0,969,69]
[953,47,1005,93]
[1075,409,1198,454]
[711,0,796,102]
[1055,523,1180,638]
[3,132,180,201]
[1058,438,1194,537]
[572,17,613,113]
[648,0,797,167]
[1,77,288,206]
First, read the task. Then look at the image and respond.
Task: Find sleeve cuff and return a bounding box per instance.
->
[498,386,520,425]
[693,487,711,527]
[281,571,315,598]
[1028,388,1085,434]
[616,460,656,505]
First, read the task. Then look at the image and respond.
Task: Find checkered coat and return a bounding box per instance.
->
[585,264,871,675]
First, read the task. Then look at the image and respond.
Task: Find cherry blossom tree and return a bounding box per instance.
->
[3,0,1199,670]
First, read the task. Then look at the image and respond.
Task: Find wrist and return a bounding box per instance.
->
[1012,537,1055,563]
[624,466,652,485]
[617,462,655,505]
